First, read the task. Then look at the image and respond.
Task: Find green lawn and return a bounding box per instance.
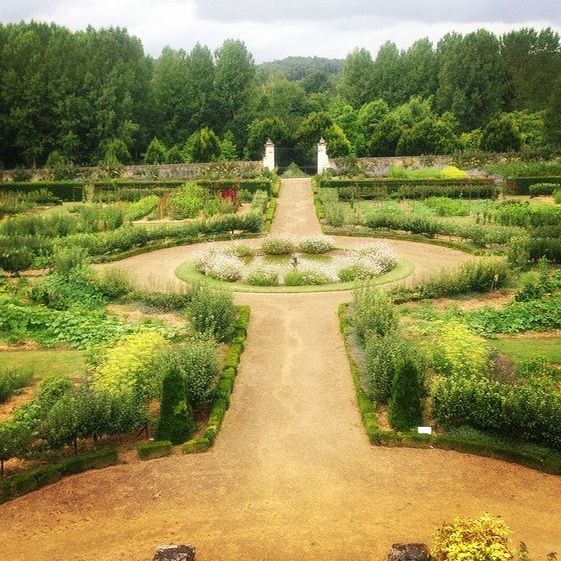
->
[493,338,561,364]
[0,349,86,380]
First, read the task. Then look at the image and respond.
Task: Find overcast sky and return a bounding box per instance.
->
[1,0,560,62]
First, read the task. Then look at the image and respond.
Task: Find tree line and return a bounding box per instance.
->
[1,22,560,168]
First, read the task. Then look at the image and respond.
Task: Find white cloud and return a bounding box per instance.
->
[1,0,560,61]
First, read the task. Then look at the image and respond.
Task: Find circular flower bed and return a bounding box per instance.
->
[191,238,398,287]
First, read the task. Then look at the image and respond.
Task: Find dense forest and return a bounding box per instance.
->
[1,21,561,168]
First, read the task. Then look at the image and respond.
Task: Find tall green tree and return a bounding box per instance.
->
[436,30,510,130]
[371,41,403,106]
[501,28,561,111]
[214,39,256,128]
[544,77,561,146]
[339,48,375,108]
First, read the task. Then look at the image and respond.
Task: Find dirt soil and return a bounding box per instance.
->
[2,178,561,561]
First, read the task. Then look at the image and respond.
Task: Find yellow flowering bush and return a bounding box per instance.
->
[93,332,167,400]
[440,165,468,179]
[430,321,490,379]
[433,513,512,561]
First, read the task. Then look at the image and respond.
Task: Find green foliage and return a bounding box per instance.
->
[480,114,522,152]
[143,138,168,165]
[396,117,458,156]
[466,296,561,334]
[158,339,220,406]
[0,368,33,403]
[0,423,31,477]
[297,235,334,254]
[261,236,295,255]
[185,285,237,342]
[246,268,279,286]
[155,369,196,444]
[137,440,173,460]
[393,258,511,301]
[189,128,222,163]
[126,195,160,221]
[283,269,331,286]
[92,332,167,400]
[424,197,469,216]
[92,267,134,299]
[388,358,424,431]
[30,269,106,310]
[167,182,206,219]
[429,321,491,379]
[494,200,561,228]
[364,332,406,403]
[352,285,398,341]
[433,514,512,561]
[529,183,559,196]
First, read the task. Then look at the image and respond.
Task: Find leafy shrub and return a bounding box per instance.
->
[352,285,398,341]
[364,332,406,403]
[229,244,254,258]
[466,296,561,334]
[0,247,34,274]
[30,269,106,310]
[51,246,89,276]
[261,235,295,255]
[0,369,33,403]
[92,267,134,299]
[555,190,561,204]
[433,514,511,561]
[246,267,280,286]
[137,440,173,460]
[185,286,237,342]
[388,358,424,431]
[0,422,32,477]
[284,268,332,286]
[425,197,469,216]
[495,200,561,228]
[393,258,510,301]
[529,183,559,196]
[167,182,206,219]
[133,284,194,312]
[430,321,490,379]
[159,339,220,406]
[297,235,334,254]
[92,332,168,400]
[155,368,196,444]
[431,375,561,449]
[126,195,160,221]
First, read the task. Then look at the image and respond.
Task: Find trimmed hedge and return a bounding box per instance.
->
[0,178,273,202]
[137,440,173,461]
[182,306,250,454]
[0,445,118,503]
[505,176,561,195]
[0,181,85,201]
[317,178,498,200]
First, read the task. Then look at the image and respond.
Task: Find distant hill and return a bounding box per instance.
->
[258,56,344,81]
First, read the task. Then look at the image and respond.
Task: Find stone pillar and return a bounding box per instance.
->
[317,138,330,174]
[263,139,275,171]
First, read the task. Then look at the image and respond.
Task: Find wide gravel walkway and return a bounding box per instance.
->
[1,178,560,561]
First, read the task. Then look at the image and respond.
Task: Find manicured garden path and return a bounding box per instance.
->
[2,179,561,561]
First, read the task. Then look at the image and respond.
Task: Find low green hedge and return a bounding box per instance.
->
[338,303,561,475]
[0,445,118,503]
[137,440,173,461]
[505,176,561,195]
[0,178,273,202]
[182,306,250,455]
[0,181,85,201]
[317,178,498,200]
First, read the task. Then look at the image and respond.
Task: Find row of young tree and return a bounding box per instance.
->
[1,22,561,168]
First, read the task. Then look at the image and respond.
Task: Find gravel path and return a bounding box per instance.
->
[1,178,560,561]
